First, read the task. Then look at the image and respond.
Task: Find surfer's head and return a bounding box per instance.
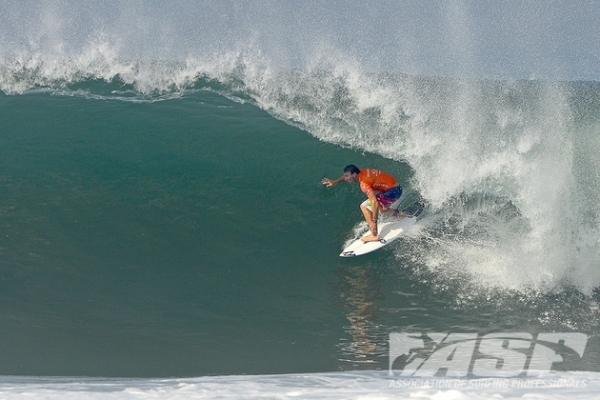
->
[343,165,360,183]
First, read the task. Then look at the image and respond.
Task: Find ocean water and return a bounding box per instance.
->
[2,2,600,399]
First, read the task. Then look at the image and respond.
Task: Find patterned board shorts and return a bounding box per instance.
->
[361,186,403,211]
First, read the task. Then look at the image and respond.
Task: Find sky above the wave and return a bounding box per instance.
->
[1,0,599,81]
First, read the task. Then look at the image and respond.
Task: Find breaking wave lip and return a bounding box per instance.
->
[0,56,205,96]
[4,53,600,297]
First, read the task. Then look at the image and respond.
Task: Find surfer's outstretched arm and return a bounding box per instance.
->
[321,175,345,187]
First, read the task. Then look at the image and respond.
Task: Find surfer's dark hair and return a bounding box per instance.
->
[344,165,360,174]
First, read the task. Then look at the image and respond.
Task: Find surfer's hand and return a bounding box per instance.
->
[321,178,336,187]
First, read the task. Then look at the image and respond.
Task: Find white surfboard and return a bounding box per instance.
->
[339,216,418,257]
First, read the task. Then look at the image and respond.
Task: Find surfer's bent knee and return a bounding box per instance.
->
[360,199,373,212]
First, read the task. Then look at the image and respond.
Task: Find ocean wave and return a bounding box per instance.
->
[3,52,600,295]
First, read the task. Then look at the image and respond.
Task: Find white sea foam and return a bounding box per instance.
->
[0,371,599,400]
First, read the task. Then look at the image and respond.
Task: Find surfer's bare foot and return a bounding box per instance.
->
[395,211,407,218]
[361,234,380,243]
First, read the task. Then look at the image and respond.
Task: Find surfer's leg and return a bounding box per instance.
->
[360,200,375,222]
[360,200,380,242]
[378,187,405,218]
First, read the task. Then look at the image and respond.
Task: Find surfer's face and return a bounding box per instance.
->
[344,172,359,184]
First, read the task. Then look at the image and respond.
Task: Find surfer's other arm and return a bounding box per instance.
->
[322,166,362,187]
[321,175,346,187]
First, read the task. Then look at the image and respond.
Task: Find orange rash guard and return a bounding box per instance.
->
[358,169,398,196]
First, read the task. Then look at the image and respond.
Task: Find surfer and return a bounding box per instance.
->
[322,165,404,242]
